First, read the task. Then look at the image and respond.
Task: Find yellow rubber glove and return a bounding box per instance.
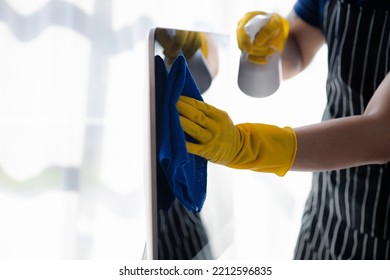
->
[237,11,289,64]
[156,28,208,64]
[177,96,297,176]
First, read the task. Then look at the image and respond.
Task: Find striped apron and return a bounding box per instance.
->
[294,0,390,259]
[158,200,213,259]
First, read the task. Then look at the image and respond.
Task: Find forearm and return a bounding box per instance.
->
[281,34,303,79]
[291,115,390,172]
[292,73,390,171]
[281,11,303,79]
[281,11,325,80]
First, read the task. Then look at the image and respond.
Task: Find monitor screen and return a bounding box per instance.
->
[145,27,234,260]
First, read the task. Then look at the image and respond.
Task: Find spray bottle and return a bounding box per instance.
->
[237,14,282,98]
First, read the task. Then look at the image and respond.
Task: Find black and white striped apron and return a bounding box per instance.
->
[158,200,213,259]
[294,0,390,259]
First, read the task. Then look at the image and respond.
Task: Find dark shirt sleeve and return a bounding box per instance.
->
[294,0,390,29]
[293,0,324,29]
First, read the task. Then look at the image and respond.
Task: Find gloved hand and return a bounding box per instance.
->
[156,28,208,64]
[237,11,289,64]
[177,96,297,176]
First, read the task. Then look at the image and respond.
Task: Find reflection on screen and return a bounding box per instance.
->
[147,27,234,260]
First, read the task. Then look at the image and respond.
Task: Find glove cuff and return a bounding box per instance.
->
[228,123,297,176]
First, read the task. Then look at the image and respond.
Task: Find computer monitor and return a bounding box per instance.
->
[144,27,234,260]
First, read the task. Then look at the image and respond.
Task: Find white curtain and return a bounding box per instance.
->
[0,0,326,259]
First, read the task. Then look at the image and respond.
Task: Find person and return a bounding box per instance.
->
[176,0,390,259]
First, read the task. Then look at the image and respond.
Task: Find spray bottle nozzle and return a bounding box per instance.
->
[244,14,271,43]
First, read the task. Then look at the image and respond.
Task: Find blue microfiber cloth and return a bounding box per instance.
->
[154,55,175,211]
[155,54,207,213]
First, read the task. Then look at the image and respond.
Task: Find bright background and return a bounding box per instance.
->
[0,0,327,259]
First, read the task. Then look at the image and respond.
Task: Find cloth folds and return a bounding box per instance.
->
[155,54,207,213]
